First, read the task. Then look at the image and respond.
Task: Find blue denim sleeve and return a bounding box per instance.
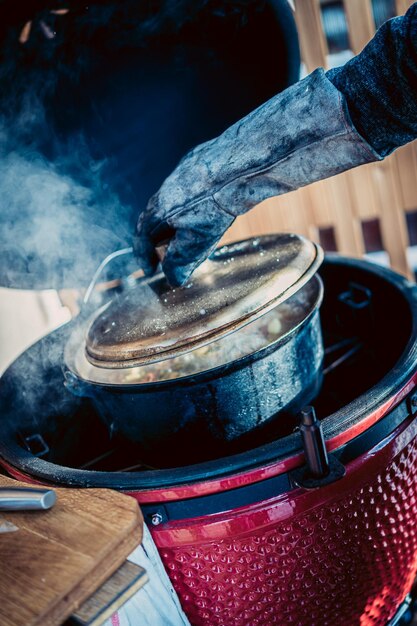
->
[327,3,417,157]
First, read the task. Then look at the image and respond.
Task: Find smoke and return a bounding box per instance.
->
[0,0,264,289]
[1,146,135,285]
[0,5,140,289]
[0,0,271,290]
[0,130,135,288]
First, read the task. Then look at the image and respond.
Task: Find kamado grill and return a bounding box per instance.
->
[1,251,417,626]
[1,3,417,625]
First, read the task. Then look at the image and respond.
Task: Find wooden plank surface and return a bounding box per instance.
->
[343,0,375,54]
[394,144,417,212]
[294,0,328,72]
[0,475,143,626]
[370,157,411,277]
[396,0,415,15]
[68,562,148,626]
[346,165,379,222]
[324,174,365,256]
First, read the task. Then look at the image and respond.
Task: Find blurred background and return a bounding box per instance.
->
[0,0,417,371]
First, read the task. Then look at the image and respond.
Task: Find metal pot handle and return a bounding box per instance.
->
[82,246,133,306]
[63,370,96,398]
[82,240,169,307]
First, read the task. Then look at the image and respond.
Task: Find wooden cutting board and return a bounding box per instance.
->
[0,474,143,626]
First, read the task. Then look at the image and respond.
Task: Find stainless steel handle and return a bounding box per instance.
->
[83,247,133,305]
[0,488,56,511]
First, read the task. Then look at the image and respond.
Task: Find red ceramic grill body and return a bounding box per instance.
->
[1,257,417,626]
[137,413,417,626]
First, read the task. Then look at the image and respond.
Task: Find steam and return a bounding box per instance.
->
[0,125,134,288]
[0,33,137,290]
[0,0,263,289]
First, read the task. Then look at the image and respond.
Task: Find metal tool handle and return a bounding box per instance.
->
[0,487,56,511]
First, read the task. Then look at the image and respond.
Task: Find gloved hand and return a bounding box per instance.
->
[134,68,381,287]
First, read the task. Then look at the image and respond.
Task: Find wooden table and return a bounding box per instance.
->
[0,475,145,626]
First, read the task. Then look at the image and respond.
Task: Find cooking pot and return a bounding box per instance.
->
[64,234,324,465]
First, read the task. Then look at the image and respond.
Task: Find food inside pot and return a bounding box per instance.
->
[122,300,301,383]
[68,277,320,385]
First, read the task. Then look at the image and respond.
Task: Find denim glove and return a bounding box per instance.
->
[134,68,381,287]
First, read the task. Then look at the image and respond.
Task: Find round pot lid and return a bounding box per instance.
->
[85,233,323,368]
